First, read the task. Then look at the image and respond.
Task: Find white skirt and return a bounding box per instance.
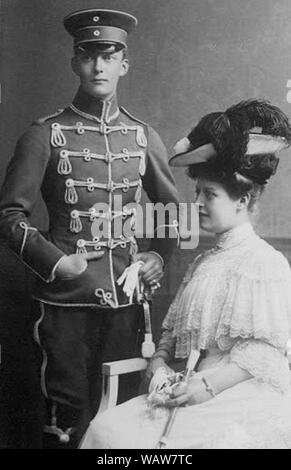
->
[80,363,291,449]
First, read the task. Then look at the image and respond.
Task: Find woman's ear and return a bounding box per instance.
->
[237,193,251,211]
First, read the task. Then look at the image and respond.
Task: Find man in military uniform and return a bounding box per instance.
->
[0,9,179,448]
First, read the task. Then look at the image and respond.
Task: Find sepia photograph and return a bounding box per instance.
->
[1,0,291,452]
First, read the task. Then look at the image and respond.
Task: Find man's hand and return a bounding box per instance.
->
[133,252,164,286]
[55,251,105,280]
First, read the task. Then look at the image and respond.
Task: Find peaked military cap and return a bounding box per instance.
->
[63,8,138,49]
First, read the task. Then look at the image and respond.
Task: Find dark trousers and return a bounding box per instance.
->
[33,301,145,448]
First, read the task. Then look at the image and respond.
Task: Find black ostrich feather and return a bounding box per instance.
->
[219,99,290,175]
[225,99,291,142]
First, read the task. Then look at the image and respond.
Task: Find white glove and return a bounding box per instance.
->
[117,261,144,303]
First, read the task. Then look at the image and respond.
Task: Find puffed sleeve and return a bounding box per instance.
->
[216,243,291,352]
[230,339,290,392]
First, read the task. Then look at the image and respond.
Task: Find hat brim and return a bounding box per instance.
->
[169,143,216,167]
[169,134,289,168]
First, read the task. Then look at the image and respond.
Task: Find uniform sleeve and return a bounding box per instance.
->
[230,339,290,392]
[0,123,65,281]
[142,126,180,265]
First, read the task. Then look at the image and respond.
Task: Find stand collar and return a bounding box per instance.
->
[71,87,119,123]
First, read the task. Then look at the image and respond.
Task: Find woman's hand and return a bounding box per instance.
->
[146,356,174,381]
[164,362,253,408]
[165,377,209,407]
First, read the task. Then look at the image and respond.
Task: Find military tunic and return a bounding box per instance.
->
[0,88,179,308]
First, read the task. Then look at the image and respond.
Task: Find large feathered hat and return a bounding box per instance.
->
[170,100,291,184]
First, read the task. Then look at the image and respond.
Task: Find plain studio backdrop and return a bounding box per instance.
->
[1,0,291,448]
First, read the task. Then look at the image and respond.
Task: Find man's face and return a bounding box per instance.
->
[72,45,129,100]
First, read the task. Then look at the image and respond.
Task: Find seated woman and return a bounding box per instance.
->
[80,100,291,449]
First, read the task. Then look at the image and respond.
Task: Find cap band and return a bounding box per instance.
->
[74,25,128,47]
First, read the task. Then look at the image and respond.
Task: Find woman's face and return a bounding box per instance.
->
[195,178,242,234]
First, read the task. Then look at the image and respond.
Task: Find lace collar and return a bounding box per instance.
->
[214,222,255,251]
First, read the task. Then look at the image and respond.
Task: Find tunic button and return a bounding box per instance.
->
[65,179,74,187]
[71,210,79,219]
[122,178,130,192]
[76,122,84,135]
[87,177,94,192]
[84,148,91,161]
[122,148,129,161]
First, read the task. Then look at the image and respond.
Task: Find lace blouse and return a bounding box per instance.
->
[157,222,291,391]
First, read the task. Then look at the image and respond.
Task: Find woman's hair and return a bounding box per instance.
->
[188,161,265,212]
